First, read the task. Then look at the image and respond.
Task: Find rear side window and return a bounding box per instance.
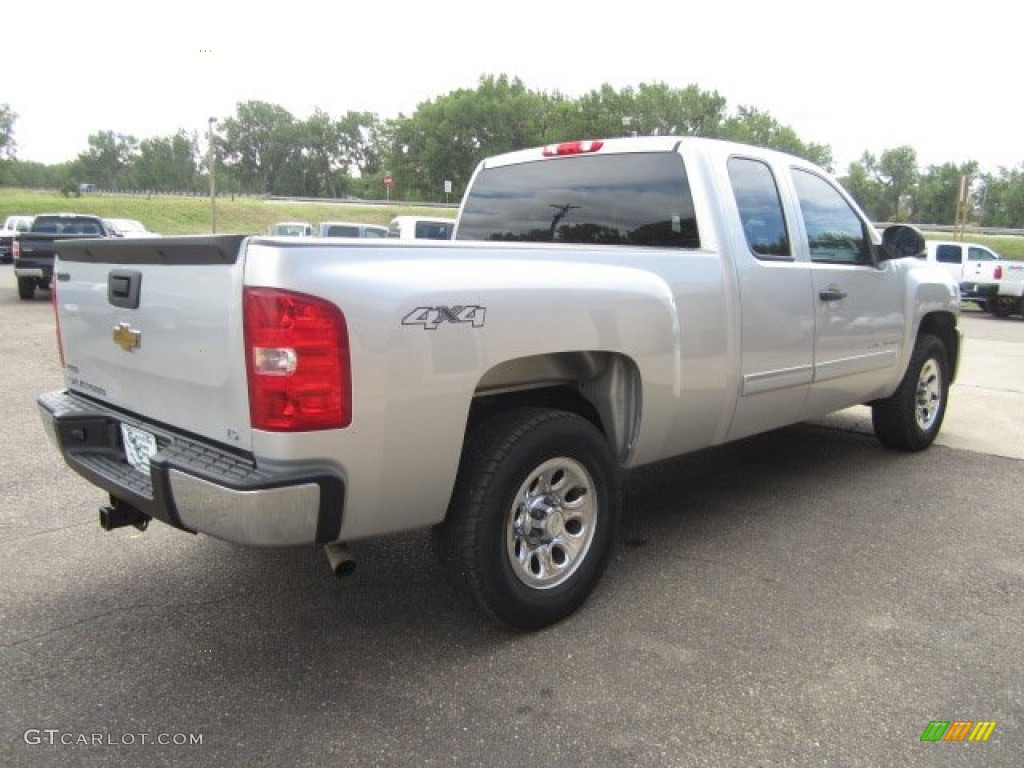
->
[457,152,700,248]
[327,225,359,237]
[728,157,790,259]
[935,244,962,264]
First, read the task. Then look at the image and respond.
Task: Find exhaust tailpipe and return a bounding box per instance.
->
[324,542,357,578]
[99,499,150,531]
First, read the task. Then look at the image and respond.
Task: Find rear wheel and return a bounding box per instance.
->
[433,408,619,630]
[989,297,1013,318]
[17,277,35,300]
[872,334,949,451]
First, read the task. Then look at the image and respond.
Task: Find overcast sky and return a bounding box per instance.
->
[7,0,1019,174]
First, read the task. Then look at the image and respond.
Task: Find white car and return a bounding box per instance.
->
[1,215,35,262]
[386,215,455,240]
[268,221,313,237]
[103,218,158,238]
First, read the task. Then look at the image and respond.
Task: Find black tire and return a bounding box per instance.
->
[871,334,949,451]
[17,277,35,300]
[989,297,1013,318]
[433,408,620,630]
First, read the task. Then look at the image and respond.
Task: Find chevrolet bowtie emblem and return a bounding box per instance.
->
[112,322,141,352]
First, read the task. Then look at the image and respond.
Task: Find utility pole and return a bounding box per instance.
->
[953,174,970,241]
[208,117,217,233]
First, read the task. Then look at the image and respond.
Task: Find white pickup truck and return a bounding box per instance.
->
[922,240,1004,311]
[990,260,1024,318]
[38,137,960,629]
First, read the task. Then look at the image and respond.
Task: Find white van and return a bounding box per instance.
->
[387,215,455,240]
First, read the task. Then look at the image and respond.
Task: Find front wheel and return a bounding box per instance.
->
[871,334,949,451]
[433,408,619,630]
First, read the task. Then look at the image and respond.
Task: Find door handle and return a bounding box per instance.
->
[819,287,847,302]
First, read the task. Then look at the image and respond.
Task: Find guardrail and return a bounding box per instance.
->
[874,223,1024,237]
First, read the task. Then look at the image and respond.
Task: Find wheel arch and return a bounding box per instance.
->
[467,351,642,466]
[918,311,960,382]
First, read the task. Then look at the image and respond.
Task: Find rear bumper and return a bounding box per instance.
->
[38,390,344,546]
[959,281,998,301]
[14,266,49,279]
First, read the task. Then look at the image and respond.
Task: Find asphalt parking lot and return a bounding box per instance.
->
[1,266,1021,767]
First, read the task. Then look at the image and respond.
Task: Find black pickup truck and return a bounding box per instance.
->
[13,213,116,299]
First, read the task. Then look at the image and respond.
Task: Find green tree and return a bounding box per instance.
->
[76,131,138,190]
[877,146,919,221]
[336,110,383,178]
[979,165,1024,227]
[385,75,552,201]
[721,106,832,169]
[631,82,728,137]
[914,162,978,225]
[131,131,200,192]
[841,148,920,222]
[841,152,887,220]
[220,101,300,195]
[0,103,16,159]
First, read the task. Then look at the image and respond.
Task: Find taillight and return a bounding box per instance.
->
[243,287,351,431]
[542,140,605,157]
[995,265,1003,279]
[12,240,20,262]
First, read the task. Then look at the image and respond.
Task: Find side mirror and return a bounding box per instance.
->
[878,224,925,262]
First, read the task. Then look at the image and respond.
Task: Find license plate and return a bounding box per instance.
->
[121,423,157,474]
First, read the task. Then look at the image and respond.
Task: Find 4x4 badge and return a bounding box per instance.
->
[112,322,141,352]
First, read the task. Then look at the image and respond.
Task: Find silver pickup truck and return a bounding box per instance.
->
[39,137,960,629]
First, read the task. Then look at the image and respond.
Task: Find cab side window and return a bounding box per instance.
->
[791,169,870,265]
[728,157,791,259]
[967,246,997,262]
[935,244,962,264]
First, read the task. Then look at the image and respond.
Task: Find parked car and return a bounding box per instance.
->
[921,240,1003,310]
[318,221,388,238]
[269,221,313,237]
[387,215,455,240]
[13,213,116,299]
[103,218,159,238]
[0,215,35,263]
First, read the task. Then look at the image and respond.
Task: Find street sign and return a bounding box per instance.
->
[384,174,393,188]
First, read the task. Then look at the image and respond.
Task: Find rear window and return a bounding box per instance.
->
[33,217,102,235]
[414,221,453,239]
[456,152,700,248]
[326,225,359,237]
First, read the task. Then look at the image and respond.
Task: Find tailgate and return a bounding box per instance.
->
[55,235,253,451]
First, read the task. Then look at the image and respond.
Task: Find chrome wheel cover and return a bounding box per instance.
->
[506,457,598,590]
[915,358,943,431]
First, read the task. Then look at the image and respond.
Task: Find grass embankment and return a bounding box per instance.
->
[2,187,1022,258]
[0,188,454,236]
